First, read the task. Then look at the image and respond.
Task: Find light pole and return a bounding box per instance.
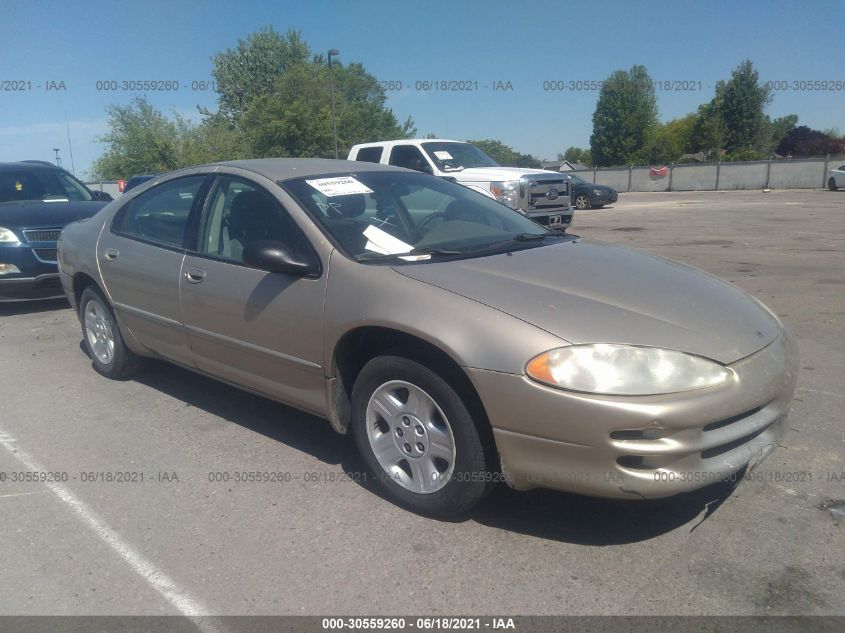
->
[328,49,340,159]
[53,148,62,168]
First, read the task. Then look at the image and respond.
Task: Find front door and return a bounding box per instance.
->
[179,174,327,413]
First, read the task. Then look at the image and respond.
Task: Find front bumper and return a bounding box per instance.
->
[591,190,618,205]
[468,328,799,499]
[526,206,574,230]
[0,243,63,301]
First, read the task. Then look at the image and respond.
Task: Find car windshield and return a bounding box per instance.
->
[0,168,94,203]
[420,142,499,171]
[565,173,587,185]
[283,171,559,263]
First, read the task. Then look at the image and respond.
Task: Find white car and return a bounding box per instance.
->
[349,140,574,230]
[829,163,845,190]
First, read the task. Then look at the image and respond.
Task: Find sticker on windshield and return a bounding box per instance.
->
[433,151,453,160]
[306,176,373,197]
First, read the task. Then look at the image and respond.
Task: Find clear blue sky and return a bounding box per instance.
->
[2,0,843,178]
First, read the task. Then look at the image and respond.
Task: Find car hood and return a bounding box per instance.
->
[0,200,108,229]
[453,167,564,182]
[394,239,781,364]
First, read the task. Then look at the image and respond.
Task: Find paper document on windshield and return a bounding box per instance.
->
[306,176,373,197]
[433,151,453,160]
[363,225,429,261]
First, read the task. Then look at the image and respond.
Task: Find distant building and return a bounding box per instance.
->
[541,159,589,172]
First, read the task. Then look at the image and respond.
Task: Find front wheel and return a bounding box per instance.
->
[351,355,494,517]
[829,177,838,191]
[574,194,591,210]
[79,287,142,379]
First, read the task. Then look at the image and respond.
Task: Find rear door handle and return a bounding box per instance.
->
[184,268,206,284]
[103,248,119,261]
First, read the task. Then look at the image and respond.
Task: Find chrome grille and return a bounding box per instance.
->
[521,178,570,210]
[23,229,62,242]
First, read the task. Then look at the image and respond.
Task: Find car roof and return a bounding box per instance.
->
[351,139,464,150]
[0,161,62,171]
[204,158,403,181]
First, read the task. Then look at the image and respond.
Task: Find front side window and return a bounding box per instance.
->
[197,175,306,264]
[0,168,94,203]
[283,171,560,263]
[114,175,206,248]
[388,145,431,173]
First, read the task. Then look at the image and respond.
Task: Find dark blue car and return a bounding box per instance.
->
[0,161,111,301]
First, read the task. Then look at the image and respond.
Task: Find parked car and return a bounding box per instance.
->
[124,173,160,192]
[828,164,845,190]
[58,159,798,516]
[349,139,574,230]
[0,161,111,301]
[560,172,618,209]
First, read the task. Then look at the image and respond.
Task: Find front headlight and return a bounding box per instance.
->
[490,181,520,209]
[526,344,732,395]
[0,227,20,244]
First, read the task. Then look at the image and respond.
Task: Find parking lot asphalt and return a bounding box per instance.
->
[0,189,843,617]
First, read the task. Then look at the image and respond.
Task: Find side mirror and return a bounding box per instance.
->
[242,240,320,277]
[92,190,113,201]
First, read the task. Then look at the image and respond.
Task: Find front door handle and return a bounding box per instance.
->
[102,248,119,261]
[184,268,206,284]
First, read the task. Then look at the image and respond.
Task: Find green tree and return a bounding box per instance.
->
[243,61,413,158]
[590,65,658,166]
[719,60,771,153]
[93,97,181,178]
[210,26,310,125]
[638,114,697,164]
[764,114,798,154]
[560,146,591,166]
[468,139,541,168]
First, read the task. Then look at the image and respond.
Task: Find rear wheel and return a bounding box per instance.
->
[351,355,494,517]
[829,177,838,191]
[79,287,142,379]
[574,193,591,210]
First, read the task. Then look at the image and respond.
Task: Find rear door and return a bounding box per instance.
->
[179,174,328,413]
[98,174,209,366]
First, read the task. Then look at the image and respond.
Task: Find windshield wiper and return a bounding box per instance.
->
[356,247,464,263]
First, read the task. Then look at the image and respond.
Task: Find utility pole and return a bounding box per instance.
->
[328,49,340,159]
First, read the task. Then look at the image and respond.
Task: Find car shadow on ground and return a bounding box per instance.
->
[131,358,740,545]
[0,297,68,316]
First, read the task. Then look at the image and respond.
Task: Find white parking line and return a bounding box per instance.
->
[0,429,226,632]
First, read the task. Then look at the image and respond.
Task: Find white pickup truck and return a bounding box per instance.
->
[348,139,573,230]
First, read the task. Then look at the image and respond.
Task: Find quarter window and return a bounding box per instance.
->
[115,176,206,248]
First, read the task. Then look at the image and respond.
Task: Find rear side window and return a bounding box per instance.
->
[355,147,383,163]
[114,175,206,248]
[838,165,845,171]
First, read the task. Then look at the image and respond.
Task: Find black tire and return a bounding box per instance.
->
[829,177,838,191]
[574,194,591,210]
[351,355,494,517]
[79,286,142,379]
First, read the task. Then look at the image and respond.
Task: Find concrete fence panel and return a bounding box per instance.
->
[717,161,769,190]
[593,168,629,191]
[630,167,670,192]
[769,158,828,189]
[671,163,718,191]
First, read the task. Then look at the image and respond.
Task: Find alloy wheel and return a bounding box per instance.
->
[84,300,115,365]
[365,380,456,494]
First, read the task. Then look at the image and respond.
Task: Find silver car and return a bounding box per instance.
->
[58,159,799,516]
